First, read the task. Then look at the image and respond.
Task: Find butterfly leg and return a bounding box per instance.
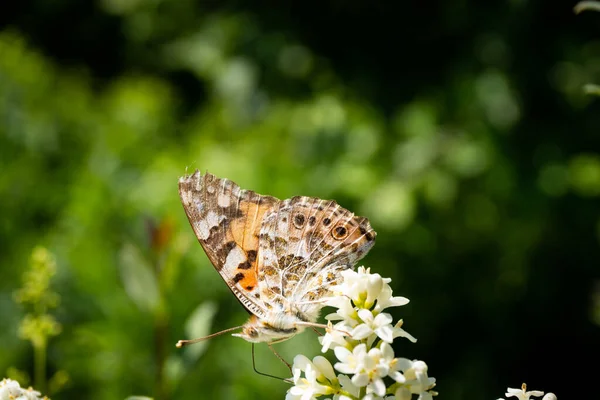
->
[267,342,293,374]
[310,326,324,336]
[251,343,292,382]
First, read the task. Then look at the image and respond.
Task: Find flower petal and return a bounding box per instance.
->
[313,356,336,381]
[338,374,361,397]
[375,324,394,343]
[351,324,373,340]
[351,372,370,387]
[380,342,395,360]
[370,377,387,396]
[373,312,393,325]
[358,309,374,323]
[334,346,352,363]
[293,354,312,372]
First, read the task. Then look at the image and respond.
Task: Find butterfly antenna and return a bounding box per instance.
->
[176,325,243,348]
[251,343,293,383]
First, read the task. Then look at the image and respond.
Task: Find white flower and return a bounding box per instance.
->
[334,344,390,397]
[393,359,436,397]
[391,386,435,400]
[505,387,544,399]
[289,266,436,400]
[319,321,352,352]
[287,356,365,400]
[373,281,410,312]
[323,265,415,347]
[375,342,405,384]
[287,355,335,400]
[394,387,413,400]
[351,309,394,342]
[325,296,358,324]
[336,374,361,399]
[390,319,417,343]
[329,267,398,309]
[0,378,48,400]
[349,311,417,346]
[334,343,367,376]
[497,384,552,400]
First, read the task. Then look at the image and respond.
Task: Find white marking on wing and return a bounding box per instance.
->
[180,190,191,204]
[218,192,231,207]
[196,219,210,240]
[277,216,288,232]
[193,199,204,213]
[195,210,225,240]
[224,245,246,271]
[206,210,222,228]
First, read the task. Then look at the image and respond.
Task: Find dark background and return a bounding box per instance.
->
[1,1,599,399]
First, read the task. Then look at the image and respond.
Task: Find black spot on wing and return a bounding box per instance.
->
[233,272,244,283]
[293,213,306,228]
[238,261,252,270]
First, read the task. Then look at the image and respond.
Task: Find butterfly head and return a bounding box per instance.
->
[232,314,305,343]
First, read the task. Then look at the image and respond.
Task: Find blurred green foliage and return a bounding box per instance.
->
[13,246,64,395]
[1,1,599,399]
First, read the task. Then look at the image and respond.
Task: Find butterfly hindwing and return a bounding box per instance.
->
[256,195,376,317]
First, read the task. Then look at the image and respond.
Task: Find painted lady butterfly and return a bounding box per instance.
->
[178,171,376,343]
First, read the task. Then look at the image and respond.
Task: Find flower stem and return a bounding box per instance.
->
[359,387,367,398]
[34,338,47,394]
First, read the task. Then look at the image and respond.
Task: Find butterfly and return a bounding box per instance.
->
[178,171,376,344]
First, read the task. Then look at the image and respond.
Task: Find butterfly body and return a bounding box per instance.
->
[179,171,376,343]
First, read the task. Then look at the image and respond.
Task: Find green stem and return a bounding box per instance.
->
[154,254,169,400]
[337,389,360,400]
[359,386,367,398]
[34,338,47,394]
[154,307,168,400]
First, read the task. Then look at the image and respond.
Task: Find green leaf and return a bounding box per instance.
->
[183,301,218,362]
[569,154,600,197]
[118,243,160,313]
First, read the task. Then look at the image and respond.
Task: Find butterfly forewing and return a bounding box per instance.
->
[179,171,278,317]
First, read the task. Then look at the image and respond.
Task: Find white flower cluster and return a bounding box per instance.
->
[0,378,49,400]
[497,383,556,400]
[287,267,436,400]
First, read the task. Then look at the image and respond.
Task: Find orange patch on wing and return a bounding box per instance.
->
[230,199,273,276]
[231,200,272,247]
[230,216,247,247]
[231,201,273,241]
[228,200,275,293]
[239,271,258,291]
